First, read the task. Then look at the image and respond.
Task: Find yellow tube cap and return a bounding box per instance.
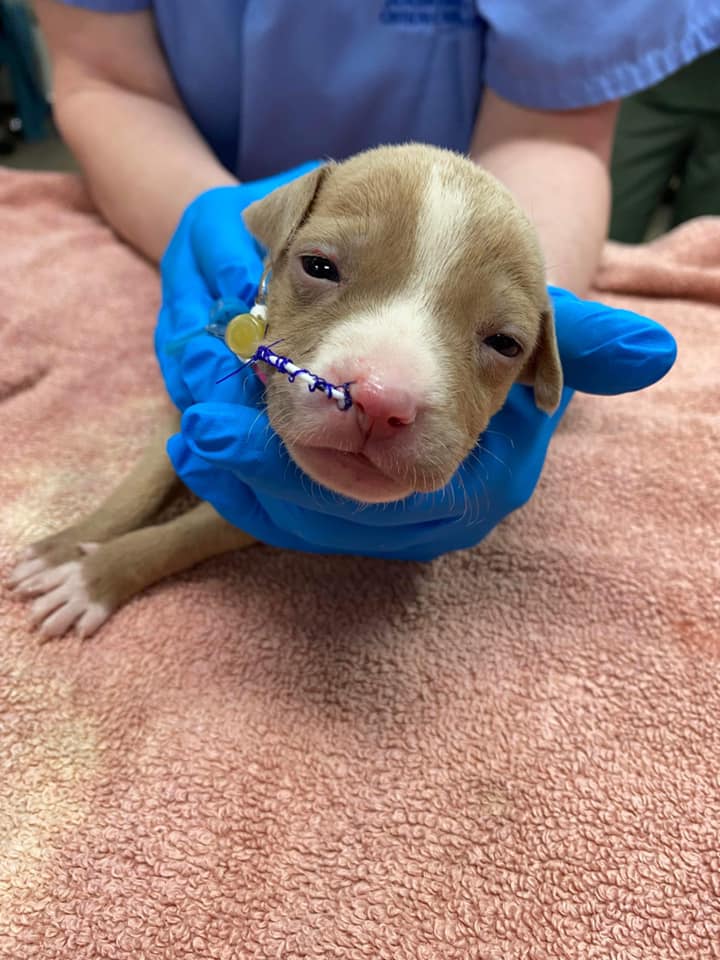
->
[224,312,266,359]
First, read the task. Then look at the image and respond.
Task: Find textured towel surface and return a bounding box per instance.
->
[1,169,719,959]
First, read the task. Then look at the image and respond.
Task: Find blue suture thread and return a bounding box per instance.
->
[216,341,354,410]
[338,385,354,410]
[215,356,254,385]
[213,336,285,386]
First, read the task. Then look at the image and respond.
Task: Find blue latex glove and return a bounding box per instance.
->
[156,176,677,562]
[156,159,321,412]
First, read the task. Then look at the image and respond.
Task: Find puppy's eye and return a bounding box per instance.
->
[484,333,522,358]
[301,255,340,283]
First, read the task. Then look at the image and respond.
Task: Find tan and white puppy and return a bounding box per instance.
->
[9,143,562,638]
[248,144,561,503]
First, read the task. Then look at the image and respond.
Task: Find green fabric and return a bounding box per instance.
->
[610,48,720,243]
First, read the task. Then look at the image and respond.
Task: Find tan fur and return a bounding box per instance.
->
[10,143,562,638]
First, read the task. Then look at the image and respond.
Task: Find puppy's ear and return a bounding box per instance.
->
[243,164,334,257]
[518,306,564,414]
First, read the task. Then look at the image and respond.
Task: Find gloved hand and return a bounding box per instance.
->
[156,159,321,412]
[161,284,677,560]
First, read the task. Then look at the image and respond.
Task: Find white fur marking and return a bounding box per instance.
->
[308,294,446,407]
[300,161,473,404]
[413,163,473,290]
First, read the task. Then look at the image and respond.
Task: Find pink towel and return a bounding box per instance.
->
[1,169,718,959]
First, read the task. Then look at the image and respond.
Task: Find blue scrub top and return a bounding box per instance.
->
[60,0,720,180]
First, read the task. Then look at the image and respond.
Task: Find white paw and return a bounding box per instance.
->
[8,551,51,588]
[8,540,99,591]
[21,559,110,639]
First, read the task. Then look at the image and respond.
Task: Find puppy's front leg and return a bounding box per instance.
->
[14,502,256,639]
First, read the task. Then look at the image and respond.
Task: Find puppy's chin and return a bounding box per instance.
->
[288,443,448,504]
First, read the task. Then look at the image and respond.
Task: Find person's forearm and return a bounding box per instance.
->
[472,138,610,295]
[55,82,237,263]
[470,92,617,296]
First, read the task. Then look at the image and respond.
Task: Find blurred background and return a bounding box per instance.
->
[0,0,718,241]
[0,0,75,170]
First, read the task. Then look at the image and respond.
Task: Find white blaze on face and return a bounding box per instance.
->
[412,161,474,293]
[308,162,475,403]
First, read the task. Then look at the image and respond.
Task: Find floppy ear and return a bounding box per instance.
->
[518,305,564,414]
[243,164,334,258]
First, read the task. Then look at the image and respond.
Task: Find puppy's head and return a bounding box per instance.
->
[243,144,562,503]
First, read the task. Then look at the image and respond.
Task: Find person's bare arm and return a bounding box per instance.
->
[471,90,619,295]
[34,0,237,262]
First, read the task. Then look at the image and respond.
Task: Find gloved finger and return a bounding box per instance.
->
[549,286,677,395]
[157,214,216,363]
[161,189,257,306]
[158,225,263,405]
[169,430,464,553]
[195,216,265,302]
[251,486,466,549]
[156,289,213,361]
[182,328,267,406]
[180,400,276,463]
[193,161,323,301]
[159,212,212,309]
[166,432,310,550]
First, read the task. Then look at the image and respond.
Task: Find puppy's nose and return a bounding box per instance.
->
[351,379,417,438]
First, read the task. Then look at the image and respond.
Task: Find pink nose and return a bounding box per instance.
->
[351,380,417,439]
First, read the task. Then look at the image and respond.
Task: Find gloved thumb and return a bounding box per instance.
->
[550,286,677,395]
[180,401,287,477]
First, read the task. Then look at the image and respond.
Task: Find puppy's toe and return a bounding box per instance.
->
[37,595,88,639]
[28,560,108,640]
[76,603,111,639]
[12,562,69,597]
[11,528,89,585]
[29,565,81,625]
[8,555,49,588]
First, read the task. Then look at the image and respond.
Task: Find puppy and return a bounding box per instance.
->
[9,143,562,638]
